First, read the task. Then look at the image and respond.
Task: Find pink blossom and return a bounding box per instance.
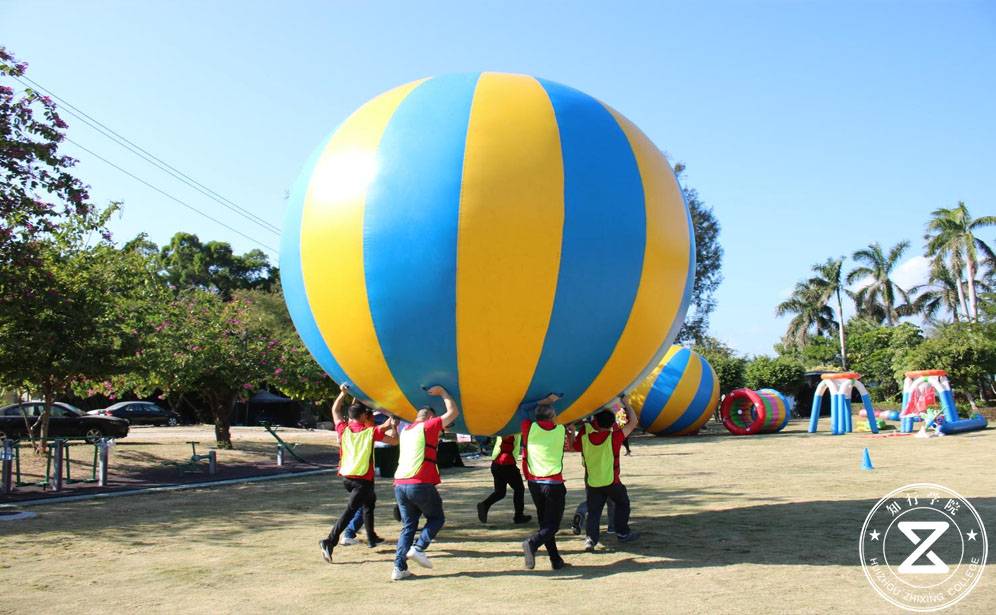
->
[274,368,283,376]
[243,383,253,390]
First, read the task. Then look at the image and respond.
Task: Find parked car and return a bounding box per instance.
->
[88,401,180,426]
[0,401,129,442]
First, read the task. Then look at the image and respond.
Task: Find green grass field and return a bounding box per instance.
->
[2,421,993,614]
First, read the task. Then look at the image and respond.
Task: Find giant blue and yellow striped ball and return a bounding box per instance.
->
[629,346,720,436]
[280,72,694,436]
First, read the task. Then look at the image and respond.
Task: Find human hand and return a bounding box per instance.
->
[425,385,448,397]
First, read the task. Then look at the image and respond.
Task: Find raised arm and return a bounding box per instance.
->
[426,385,460,427]
[331,382,350,427]
[619,395,638,437]
[380,416,400,445]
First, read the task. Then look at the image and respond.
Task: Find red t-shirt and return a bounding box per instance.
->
[494,435,517,466]
[394,416,444,486]
[571,425,625,485]
[520,419,565,483]
[336,421,387,481]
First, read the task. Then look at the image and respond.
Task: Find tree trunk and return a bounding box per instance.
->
[29,385,54,453]
[212,393,235,449]
[954,266,970,320]
[835,291,847,370]
[965,256,978,321]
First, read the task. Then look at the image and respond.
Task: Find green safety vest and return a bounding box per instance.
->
[395,422,435,479]
[491,433,521,461]
[580,424,615,488]
[339,424,375,477]
[526,422,565,477]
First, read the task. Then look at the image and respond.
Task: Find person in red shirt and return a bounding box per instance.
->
[391,385,460,581]
[571,396,639,551]
[320,383,398,564]
[476,432,531,525]
[520,394,572,571]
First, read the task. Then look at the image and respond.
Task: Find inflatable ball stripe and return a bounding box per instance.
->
[281,72,694,436]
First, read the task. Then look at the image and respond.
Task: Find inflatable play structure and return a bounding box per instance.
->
[808,372,879,435]
[900,370,987,435]
[720,388,790,435]
[280,73,695,435]
[628,346,719,436]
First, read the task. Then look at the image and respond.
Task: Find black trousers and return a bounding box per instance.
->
[481,462,525,516]
[328,478,377,546]
[585,482,631,544]
[527,481,566,565]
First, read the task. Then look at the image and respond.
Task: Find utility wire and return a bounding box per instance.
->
[13,74,282,236]
[64,137,278,255]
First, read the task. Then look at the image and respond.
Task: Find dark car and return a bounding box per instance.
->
[0,401,129,442]
[89,401,180,426]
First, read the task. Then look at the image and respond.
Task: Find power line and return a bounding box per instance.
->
[64,137,278,255]
[13,74,282,236]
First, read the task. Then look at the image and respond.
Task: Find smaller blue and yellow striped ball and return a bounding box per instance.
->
[281,72,694,436]
[629,346,720,436]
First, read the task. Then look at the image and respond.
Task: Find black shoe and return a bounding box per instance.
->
[617,531,640,543]
[477,502,488,524]
[513,515,532,524]
[522,540,535,570]
[319,539,333,564]
[570,513,583,535]
[369,535,385,548]
[552,559,569,570]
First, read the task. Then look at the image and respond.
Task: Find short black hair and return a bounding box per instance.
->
[348,403,368,420]
[594,410,615,429]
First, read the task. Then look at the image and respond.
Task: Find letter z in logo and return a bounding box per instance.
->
[896,521,950,574]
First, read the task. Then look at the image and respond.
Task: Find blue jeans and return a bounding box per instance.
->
[394,484,445,571]
[343,508,363,539]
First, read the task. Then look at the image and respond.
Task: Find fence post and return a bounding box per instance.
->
[207,450,217,475]
[276,443,284,467]
[51,439,65,492]
[97,438,109,487]
[1,440,13,494]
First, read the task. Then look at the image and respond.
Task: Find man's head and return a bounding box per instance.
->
[416,406,437,422]
[534,403,556,421]
[593,409,615,430]
[347,402,369,421]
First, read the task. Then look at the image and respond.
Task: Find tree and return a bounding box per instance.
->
[693,337,746,395]
[743,356,805,396]
[894,322,996,407]
[908,263,990,324]
[135,290,290,448]
[0,208,157,446]
[673,163,723,343]
[776,281,837,346]
[847,241,911,326]
[775,335,840,371]
[808,257,849,369]
[924,202,996,321]
[158,232,276,298]
[1,48,94,269]
[845,319,923,402]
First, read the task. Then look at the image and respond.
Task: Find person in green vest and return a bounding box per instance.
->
[391,385,460,581]
[320,383,399,564]
[520,394,573,571]
[476,432,531,525]
[571,395,640,552]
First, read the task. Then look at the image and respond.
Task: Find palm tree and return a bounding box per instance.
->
[808,257,848,369]
[924,202,996,321]
[847,241,911,326]
[908,265,970,323]
[776,281,838,347]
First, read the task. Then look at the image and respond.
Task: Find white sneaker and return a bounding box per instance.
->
[391,567,414,581]
[340,536,359,546]
[406,545,433,569]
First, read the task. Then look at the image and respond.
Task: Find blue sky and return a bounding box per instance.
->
[2,1,994,355]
